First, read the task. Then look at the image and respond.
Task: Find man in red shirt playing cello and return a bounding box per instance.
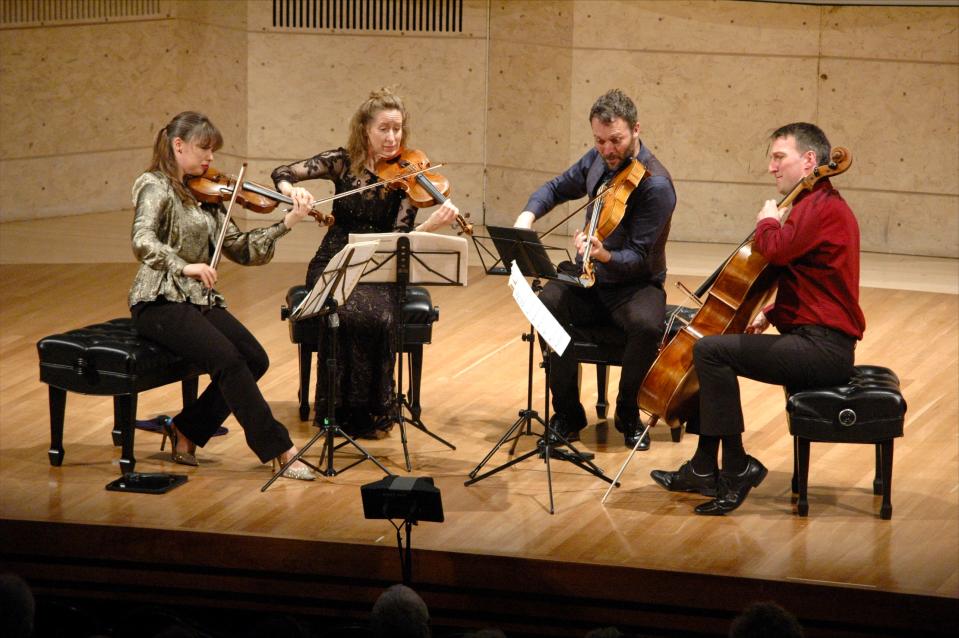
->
[650,122,866,515]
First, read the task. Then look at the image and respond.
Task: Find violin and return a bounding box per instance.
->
[637,147,853,430]
[374,148,473,236]
[187,167,334,226]
[579,158,647,287]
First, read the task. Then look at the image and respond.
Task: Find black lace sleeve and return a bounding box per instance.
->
[271,148,348,188]
[394,197,418,232]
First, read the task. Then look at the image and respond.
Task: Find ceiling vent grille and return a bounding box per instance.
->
[273,0,463,32]
[0,0,165,28]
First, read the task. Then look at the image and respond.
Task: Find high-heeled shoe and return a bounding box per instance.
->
[161,417,198,467]
[272,457,315,481]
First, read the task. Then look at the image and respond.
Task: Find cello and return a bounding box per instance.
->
[637,147,853,431]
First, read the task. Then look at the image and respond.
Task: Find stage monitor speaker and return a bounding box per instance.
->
[361,476,444,523]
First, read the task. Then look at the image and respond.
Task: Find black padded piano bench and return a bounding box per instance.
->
[568,304,697,442]
[282,285,439,421]
[37,318,200,475]
[786,365,906,519]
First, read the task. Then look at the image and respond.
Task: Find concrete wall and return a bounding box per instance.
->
[485,1,958,257]
[1,0,956,257]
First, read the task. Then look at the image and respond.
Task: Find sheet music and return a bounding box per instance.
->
[508,260,570,356]
[349,231,468,286]
[290,240,379,321]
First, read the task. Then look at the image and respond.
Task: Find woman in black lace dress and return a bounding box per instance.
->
[272,89,459,437]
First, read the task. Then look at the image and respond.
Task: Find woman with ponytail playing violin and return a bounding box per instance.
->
[129,111,317,480]
[271,89,460,439]
[651,123,866,515]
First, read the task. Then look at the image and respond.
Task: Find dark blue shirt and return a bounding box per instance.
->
[524,143,675,285]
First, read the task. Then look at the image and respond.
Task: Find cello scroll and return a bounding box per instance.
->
[779,146,852,209]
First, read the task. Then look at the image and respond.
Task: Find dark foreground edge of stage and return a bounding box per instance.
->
[1,518,955,637]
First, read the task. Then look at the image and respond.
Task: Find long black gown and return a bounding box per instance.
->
[272,149,418,435]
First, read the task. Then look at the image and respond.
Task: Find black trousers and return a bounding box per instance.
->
[693,326,856,437]
[132,301,294,463]
[538,279,666,417]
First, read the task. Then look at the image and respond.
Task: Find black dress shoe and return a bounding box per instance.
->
[624,428,650,451]
[615,410,649,451]
[694,455,768,516]
[650,461,718,497]
[547,411,585,443]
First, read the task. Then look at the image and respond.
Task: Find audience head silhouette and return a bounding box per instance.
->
[370,584,431,638]
[729,601,804,638]
[0,573,35,638]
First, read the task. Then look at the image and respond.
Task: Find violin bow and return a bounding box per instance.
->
[538,181,615,240]
[210,162,247,271]
[207,162,247,307]
[310,163,442,209]
[234,163,442,218]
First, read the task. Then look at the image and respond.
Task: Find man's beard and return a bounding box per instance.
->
[604,136,639,169]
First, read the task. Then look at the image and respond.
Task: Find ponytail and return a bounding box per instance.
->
[148,111,223,203]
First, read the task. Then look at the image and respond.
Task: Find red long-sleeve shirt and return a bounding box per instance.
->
[754,178,866,340]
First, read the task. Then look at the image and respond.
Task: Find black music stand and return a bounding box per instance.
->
[470,226,590,462]
[261,242,392,492]
[361,475,444,585]
[472,225,572,276]
[464,227,616,514]
[355,232,467,471]
[466,226,547,470]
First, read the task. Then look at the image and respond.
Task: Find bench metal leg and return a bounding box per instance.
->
[114,394,137,475]
[879,440,894,520]
[407,344,423,420]
[297,344,313,421]
[595,364,609,419]
[111,401,124,447]
[873,443,883,495]
[670,424,683,442]
[48,386,66,467]
[791,436,799,494]
[796,437,810,517]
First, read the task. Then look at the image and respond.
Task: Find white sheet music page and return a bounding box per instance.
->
[508,260,570,356]
[290,240,379,321]
[348,231,468,286]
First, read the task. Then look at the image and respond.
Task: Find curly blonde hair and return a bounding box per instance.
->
[346,88,409,179]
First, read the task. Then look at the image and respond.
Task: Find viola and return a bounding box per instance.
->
[637,147,853,430]
[579,158,647,287]
[374,148,473,236]
[187,167,334,226]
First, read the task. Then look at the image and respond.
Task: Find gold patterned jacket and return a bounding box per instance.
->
[128,171,290,308]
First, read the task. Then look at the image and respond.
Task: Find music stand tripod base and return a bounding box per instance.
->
[465,315,617,513]
[384,236,457,472]
[262,291,394,492]
[466,325,546,480]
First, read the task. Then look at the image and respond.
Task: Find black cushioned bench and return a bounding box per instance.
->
[787,365,906,519]
[37,318,200,474]
[282,285,439,421]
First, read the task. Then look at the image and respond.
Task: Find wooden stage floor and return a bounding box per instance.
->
[1,260,956,636]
